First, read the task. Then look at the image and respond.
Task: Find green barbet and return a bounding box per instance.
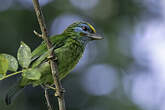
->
[5,21,103,105]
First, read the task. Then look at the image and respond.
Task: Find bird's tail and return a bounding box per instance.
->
[5,81,24,105]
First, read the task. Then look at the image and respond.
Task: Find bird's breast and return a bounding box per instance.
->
[55,41,84,79]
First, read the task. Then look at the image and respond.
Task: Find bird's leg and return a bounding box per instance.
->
[42,84,65,96]
[45,85,56,91]
[47,55,57,61]
[54,88,66,97]
[41,84,56,90]
[44,85,66,93]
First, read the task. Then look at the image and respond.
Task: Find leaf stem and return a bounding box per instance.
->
[1,70,24,80]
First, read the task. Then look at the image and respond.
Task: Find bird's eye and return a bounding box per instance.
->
[82,26,88,31]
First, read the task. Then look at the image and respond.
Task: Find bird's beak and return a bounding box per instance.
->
[87,33,104,40]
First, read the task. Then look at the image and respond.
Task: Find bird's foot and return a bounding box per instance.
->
[54,88,66,97]
[47,55,57,61]
[45,85,56,91]
[44,85,65,97]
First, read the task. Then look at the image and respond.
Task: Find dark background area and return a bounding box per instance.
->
[0,0,165,110]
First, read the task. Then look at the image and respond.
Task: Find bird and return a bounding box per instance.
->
[5,21,103,105]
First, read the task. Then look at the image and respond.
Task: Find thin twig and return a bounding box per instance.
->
[32,0,66,110]
[41,85,53,110]
[33,30,42,37]
[45,89,52,110]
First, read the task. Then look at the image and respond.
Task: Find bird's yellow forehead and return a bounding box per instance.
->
[87,23,96,33]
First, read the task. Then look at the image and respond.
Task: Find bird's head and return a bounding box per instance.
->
[63,22,103,45]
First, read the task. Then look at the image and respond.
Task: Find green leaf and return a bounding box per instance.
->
[0,55,8,75]
[22,69,41,80]
[1,54,18,72]
[17,41,32,68]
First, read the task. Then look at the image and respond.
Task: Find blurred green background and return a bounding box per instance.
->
[0,0,165,110]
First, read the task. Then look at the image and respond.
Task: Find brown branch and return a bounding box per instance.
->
[32,0,66,110]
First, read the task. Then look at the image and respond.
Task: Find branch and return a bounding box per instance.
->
[32,0,66,110]
[41,85,53,110]
[44,89,52,110]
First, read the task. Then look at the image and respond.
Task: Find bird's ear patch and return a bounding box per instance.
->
[87,23,96,33]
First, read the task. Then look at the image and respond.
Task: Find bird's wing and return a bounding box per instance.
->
[31,34,68,67]
[32,34,68,60]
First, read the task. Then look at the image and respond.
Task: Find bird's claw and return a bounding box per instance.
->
[55,88,66,97]
[47,55,57,61]
[44,85,65,97]
[45,85,56,90]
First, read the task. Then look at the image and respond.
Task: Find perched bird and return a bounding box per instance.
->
[5,21,103,105]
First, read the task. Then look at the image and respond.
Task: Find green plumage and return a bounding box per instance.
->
[20,34,84,86]
[5,21,103,105]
